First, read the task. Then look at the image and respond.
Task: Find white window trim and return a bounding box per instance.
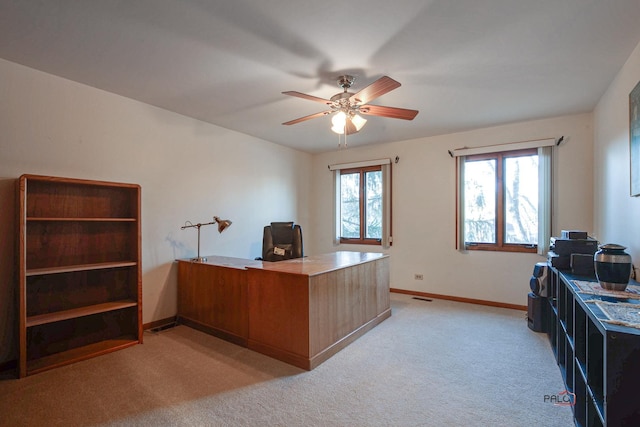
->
[330,158,392,248]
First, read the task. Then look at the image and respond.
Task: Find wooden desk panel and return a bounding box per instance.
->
[177,259,248,346]
[176,252,390,370]
[307,257,390,367]
[246,269,311,367]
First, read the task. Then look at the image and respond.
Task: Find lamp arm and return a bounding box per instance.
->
[180,220,216,230]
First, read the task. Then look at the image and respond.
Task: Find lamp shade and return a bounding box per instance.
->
[213,216,232,233]
[331,111,346,134]
[331,111,346,127]
[331,124,345,134]
[351,114,367,131]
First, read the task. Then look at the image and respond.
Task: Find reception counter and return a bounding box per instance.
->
[176,251,390,370]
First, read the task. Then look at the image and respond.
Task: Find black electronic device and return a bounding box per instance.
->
[549,237,598,256]
[571,253,596,278]
[547,251,571,270]
[530,261,549,297]
[561,230,588,240]
[527,292,547,332]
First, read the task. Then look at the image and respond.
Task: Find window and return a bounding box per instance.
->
[453,139,555,255]
[330,159,392,248]
[463,149,538,252]
[340,166,383,244]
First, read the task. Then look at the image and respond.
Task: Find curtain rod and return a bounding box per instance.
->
[447,136,564,157]
[327,156,399,170]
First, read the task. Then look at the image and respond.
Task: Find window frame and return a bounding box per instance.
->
[339,165,384,245]
[463,148,538,253]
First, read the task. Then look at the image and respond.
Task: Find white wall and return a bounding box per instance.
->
[310,113,594,306]
[593,40,640,274]
[0,58,312,363]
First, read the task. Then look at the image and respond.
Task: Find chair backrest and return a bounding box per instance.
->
[262,222,303,262]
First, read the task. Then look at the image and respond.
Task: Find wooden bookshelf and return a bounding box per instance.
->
[17,174,142,377]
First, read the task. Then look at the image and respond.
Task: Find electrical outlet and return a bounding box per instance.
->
[414,274,424,280]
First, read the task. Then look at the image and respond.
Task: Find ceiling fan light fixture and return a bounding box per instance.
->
[351,114,367,131]
[331,125,345,134]
[331,111,347,134]
[331,111,346,127]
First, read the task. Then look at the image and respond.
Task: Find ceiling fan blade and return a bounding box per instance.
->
[282,91,332,105]
[359,105,419,120]
[351,76,401,104]
[282,110,331,125]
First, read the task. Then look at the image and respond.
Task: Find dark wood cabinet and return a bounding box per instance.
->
[18,175,142,377]
[548,267,640,426]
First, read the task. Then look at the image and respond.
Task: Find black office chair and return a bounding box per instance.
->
[261,222,303,262]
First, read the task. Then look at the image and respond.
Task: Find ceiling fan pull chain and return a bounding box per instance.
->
[345,122,348,148]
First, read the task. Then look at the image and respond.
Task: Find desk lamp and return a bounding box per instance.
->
[181,216,232,262]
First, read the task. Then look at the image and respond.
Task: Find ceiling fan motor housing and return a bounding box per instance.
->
[337,75,355,90]
[332,75,360,111]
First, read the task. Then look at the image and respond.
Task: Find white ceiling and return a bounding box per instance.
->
[1,1,640,153]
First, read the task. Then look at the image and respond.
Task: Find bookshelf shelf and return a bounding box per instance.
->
[26,300,138,327]
[26,261,138,277]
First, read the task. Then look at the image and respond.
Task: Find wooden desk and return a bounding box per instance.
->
[177,252,390,369]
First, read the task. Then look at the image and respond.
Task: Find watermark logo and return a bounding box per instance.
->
[544,390,575,406]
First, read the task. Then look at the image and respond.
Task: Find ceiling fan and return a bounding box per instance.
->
[282,75,419,135]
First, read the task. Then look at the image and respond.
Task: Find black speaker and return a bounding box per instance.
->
[530,262,549,297]
[527,292,547,332]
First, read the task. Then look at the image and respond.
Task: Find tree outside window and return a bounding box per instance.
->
[340,166,382,245]
[463,149,538,252]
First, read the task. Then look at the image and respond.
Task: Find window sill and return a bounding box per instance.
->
[465,244,537,253]
[339,239,382,246]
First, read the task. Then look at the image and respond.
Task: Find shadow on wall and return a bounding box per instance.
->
[143,261,179,324]
[165,232,191,260]
[0,178,17,364]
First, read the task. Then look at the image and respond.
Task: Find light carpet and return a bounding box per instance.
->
[0,293,573,426]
